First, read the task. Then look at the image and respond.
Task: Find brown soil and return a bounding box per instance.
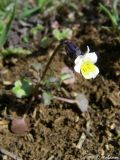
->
[0,1,120,160]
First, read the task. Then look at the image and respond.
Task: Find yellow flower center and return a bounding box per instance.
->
[81,61,96,75]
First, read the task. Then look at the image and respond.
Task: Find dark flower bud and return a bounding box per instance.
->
[63,41,82,59]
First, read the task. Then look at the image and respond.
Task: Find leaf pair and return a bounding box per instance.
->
[11,78,33,98]
[52,28,72,41]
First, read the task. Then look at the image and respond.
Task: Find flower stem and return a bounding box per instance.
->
[41,43,62,80]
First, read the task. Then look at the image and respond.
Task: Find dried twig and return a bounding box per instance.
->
[76,132,86,149]
[0,148,22,160]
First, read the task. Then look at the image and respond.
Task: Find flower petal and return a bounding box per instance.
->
[84,52,98,64]
[74,63,80,73]
[80,61,99,79]
[74,55,84,73]
[74,55,83,64]
[86,46,90,53]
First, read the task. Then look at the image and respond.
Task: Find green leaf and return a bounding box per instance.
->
[60,67,75,85]
[22,35,29,43]
[0,23,4,36]
[52,28,72,41]
[0,0,17,48]
[52,29,63,41]
[20,0,51,18]
[11,78,33,98]
[99,2,118,28]
[20,5,41,18]
[62,28,72,39]
[40,36,52,48]
[0,0,13,11]
[60,73,72,82]
[0,47,31,56]
[30,24,44,36]
[37,0,49,9]
[42,91,53,105]
[31,62,42,71]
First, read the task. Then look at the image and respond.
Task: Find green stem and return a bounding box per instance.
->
[41,43,62,80]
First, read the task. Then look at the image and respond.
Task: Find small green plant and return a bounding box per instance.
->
[0,0,32,57]
[0,47,31,57]
[11,78,33,98]
[20,0,52,18]
[30,24,44,36]
[10,41,99,134]
[0,0,16,49]
[11,41,99,100]
[22,24,44,44]
[99,0,120,30]
[52,28,72,41]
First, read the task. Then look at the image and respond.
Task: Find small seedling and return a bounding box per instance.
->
[30,24,44,36]
[0,47,31,57]
[22,24,44,44]
[10,41,99,135]
[52,28,72,41]
[11,78,33,98]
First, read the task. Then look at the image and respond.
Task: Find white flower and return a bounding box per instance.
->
[74,46,99,79]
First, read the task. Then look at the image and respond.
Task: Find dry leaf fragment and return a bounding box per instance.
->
[75,93,89,112]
